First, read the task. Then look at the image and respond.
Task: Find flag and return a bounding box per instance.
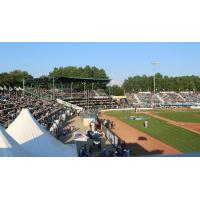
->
[9,86,13,91]
[4,85,8,90]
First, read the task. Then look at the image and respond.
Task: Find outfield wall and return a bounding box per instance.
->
[101,107,153,112]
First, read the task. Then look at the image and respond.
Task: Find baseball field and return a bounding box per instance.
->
[105,110,200,153]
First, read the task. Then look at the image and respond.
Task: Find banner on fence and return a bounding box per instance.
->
[103,127,119,147]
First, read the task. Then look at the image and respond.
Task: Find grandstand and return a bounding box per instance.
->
[180,91,200,104]
[0,89,67,130]
[126,91,200,108]
[0,76,120,128]
[25,76,119,111]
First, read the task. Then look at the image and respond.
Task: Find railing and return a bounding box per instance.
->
[38,108,64,123]
[56,98,83,111]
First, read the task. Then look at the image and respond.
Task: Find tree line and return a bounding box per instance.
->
[49,65,109,79]
[0,70,33,87]
[0,66,108,86]
[1,68,200,94]
[122,73,200,92]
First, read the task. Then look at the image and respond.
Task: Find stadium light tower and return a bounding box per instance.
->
[151,60,160,94]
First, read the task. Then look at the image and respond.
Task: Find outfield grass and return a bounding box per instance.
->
[154,110,200,123]
[106,110,200,153]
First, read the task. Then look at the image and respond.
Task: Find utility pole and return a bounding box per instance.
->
[70,82,73,98]
[52,77,55,100]
[84,82,86,97]
[151,61,160,94]
[23,79,25,96]
[61,82,64,97]
[109,86,111,96]
[87,89,90,113]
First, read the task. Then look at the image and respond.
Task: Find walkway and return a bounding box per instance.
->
[59,116,115,154]
[59,116,88,144]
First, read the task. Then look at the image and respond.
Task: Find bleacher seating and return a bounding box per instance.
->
[180,92,200,103]
[0,90,65,128]
[125,91,200,107]
[25,87,119,110]
[65,97,118,110]
[126,93,140,105]
[126,92,161,107]
[159,92,186,104]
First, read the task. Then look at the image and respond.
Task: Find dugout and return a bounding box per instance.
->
[160,104,193,108]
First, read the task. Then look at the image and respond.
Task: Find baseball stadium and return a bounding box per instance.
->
[0,43,200,157]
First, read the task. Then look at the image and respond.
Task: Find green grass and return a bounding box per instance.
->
[106,110,200,153]
[154,110,200,123]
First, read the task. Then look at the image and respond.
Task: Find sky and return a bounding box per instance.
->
[0,42,200,85]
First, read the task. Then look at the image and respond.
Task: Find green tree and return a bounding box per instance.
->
[49,65,109,79]
[122,74,200,92]
[0,70,32,86]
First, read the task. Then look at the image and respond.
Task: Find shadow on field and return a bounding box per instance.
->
[138,136,147,141]
[126,143,164,156]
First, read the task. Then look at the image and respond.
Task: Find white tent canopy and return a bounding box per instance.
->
[7,109,78,157]
[0,125,30,157]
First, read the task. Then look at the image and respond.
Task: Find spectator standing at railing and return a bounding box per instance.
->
[90,121,95,132]
[111,121,115,129]
[95,119,99,129]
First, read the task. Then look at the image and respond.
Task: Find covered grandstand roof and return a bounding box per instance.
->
[55,76,111,83]
[26,76,111,84]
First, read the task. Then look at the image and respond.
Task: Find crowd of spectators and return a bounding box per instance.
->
[137,92,161,105]
[126,92,161,107]
[126,93,139,105]
[180,92,200,104]
[27,87,99,99]
[0,90,65,128]
[126,91,200,107]
[159,92,186,104]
